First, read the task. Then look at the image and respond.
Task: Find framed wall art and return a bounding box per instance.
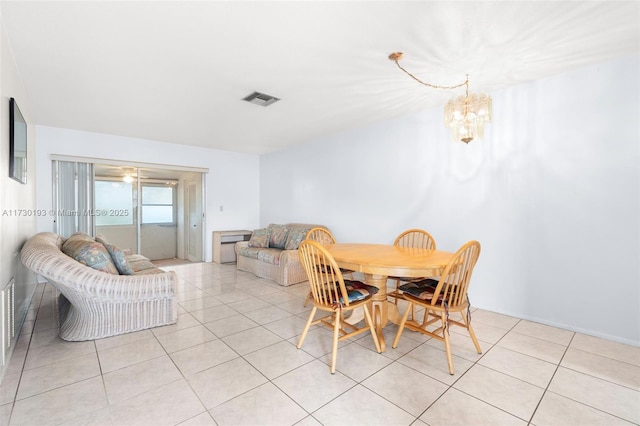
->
[9,97,27,184]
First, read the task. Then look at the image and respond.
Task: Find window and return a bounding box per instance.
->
[95,180,134,226]
[142,185,175,224]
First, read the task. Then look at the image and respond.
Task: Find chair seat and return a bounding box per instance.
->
[319,265,354,275]
[388,275,426,283]
[342,280,378,303]
[399,278,442,302]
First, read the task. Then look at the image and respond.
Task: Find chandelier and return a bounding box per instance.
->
[389,52,492,144]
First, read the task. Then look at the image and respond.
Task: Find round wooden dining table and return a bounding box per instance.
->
[327,243,454,351]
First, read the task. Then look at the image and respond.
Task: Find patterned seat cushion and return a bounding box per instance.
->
[237,246,261,259]
[389,276,426,283]
[341,280,378,303]
[257,248,282,266]
[399,278,442,302]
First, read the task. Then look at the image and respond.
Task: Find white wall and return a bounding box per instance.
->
[0,22,37,382]
[261,55,640,345]
[35,127,260,262]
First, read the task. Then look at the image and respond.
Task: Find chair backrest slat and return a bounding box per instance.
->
[306,227,336,246]
[431,240,480,308]
[299,240,351,307]
[394,229,436,250]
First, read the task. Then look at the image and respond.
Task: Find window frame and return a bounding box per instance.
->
[94,178,135,227]
[140,182,177,225]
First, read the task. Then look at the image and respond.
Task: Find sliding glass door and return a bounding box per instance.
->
[52,159,201,262]
[52,161,94,237]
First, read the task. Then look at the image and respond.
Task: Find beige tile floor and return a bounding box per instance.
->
[1,262,638,425]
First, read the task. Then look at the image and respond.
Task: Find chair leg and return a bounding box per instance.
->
[468,324,482,354]
[396,294,416,322]
[330,311,340,374]
[461,313,482,354]
[362,300,373,327]
[363,304,381,353]
[392,301,413,349]
[303,290,311,307]
[441,312,454,375]
[297,307,316,349]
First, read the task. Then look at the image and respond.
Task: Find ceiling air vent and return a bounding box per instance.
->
[242,91,280,107]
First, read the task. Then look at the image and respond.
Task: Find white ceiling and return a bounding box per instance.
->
[2,1,638,155]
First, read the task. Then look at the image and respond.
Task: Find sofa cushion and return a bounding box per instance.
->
[62,234,119,275]
[133,267,166,275]
[257,248,282,266]
[104,243,135,275]
[284,226,311,250]
[267,224,289,249]
[248,228,270,248]
[125,254,157,273]
[237,246,261,259]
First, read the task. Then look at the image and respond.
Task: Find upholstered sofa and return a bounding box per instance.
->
[235,223,325,286]
[20,232,178,341]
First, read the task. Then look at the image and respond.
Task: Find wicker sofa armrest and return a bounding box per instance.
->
[235,240,250,253]
[53,267,177,302]
[278,249,302,268]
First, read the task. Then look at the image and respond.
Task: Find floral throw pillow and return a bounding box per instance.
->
[284,227,310,250]
[267,224,289,249]
[103,243,135,275]
[248,228,270,248]
[62,237,119,275]
[95,234,109,246]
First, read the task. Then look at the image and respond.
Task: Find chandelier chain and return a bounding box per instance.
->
[392,59,468,91]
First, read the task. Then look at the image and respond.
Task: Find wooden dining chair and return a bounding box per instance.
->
[303,227,354,306]
[306,227,336,246]
[392,240,482,375]
[297,240,381,374]
[387,229,437,307]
